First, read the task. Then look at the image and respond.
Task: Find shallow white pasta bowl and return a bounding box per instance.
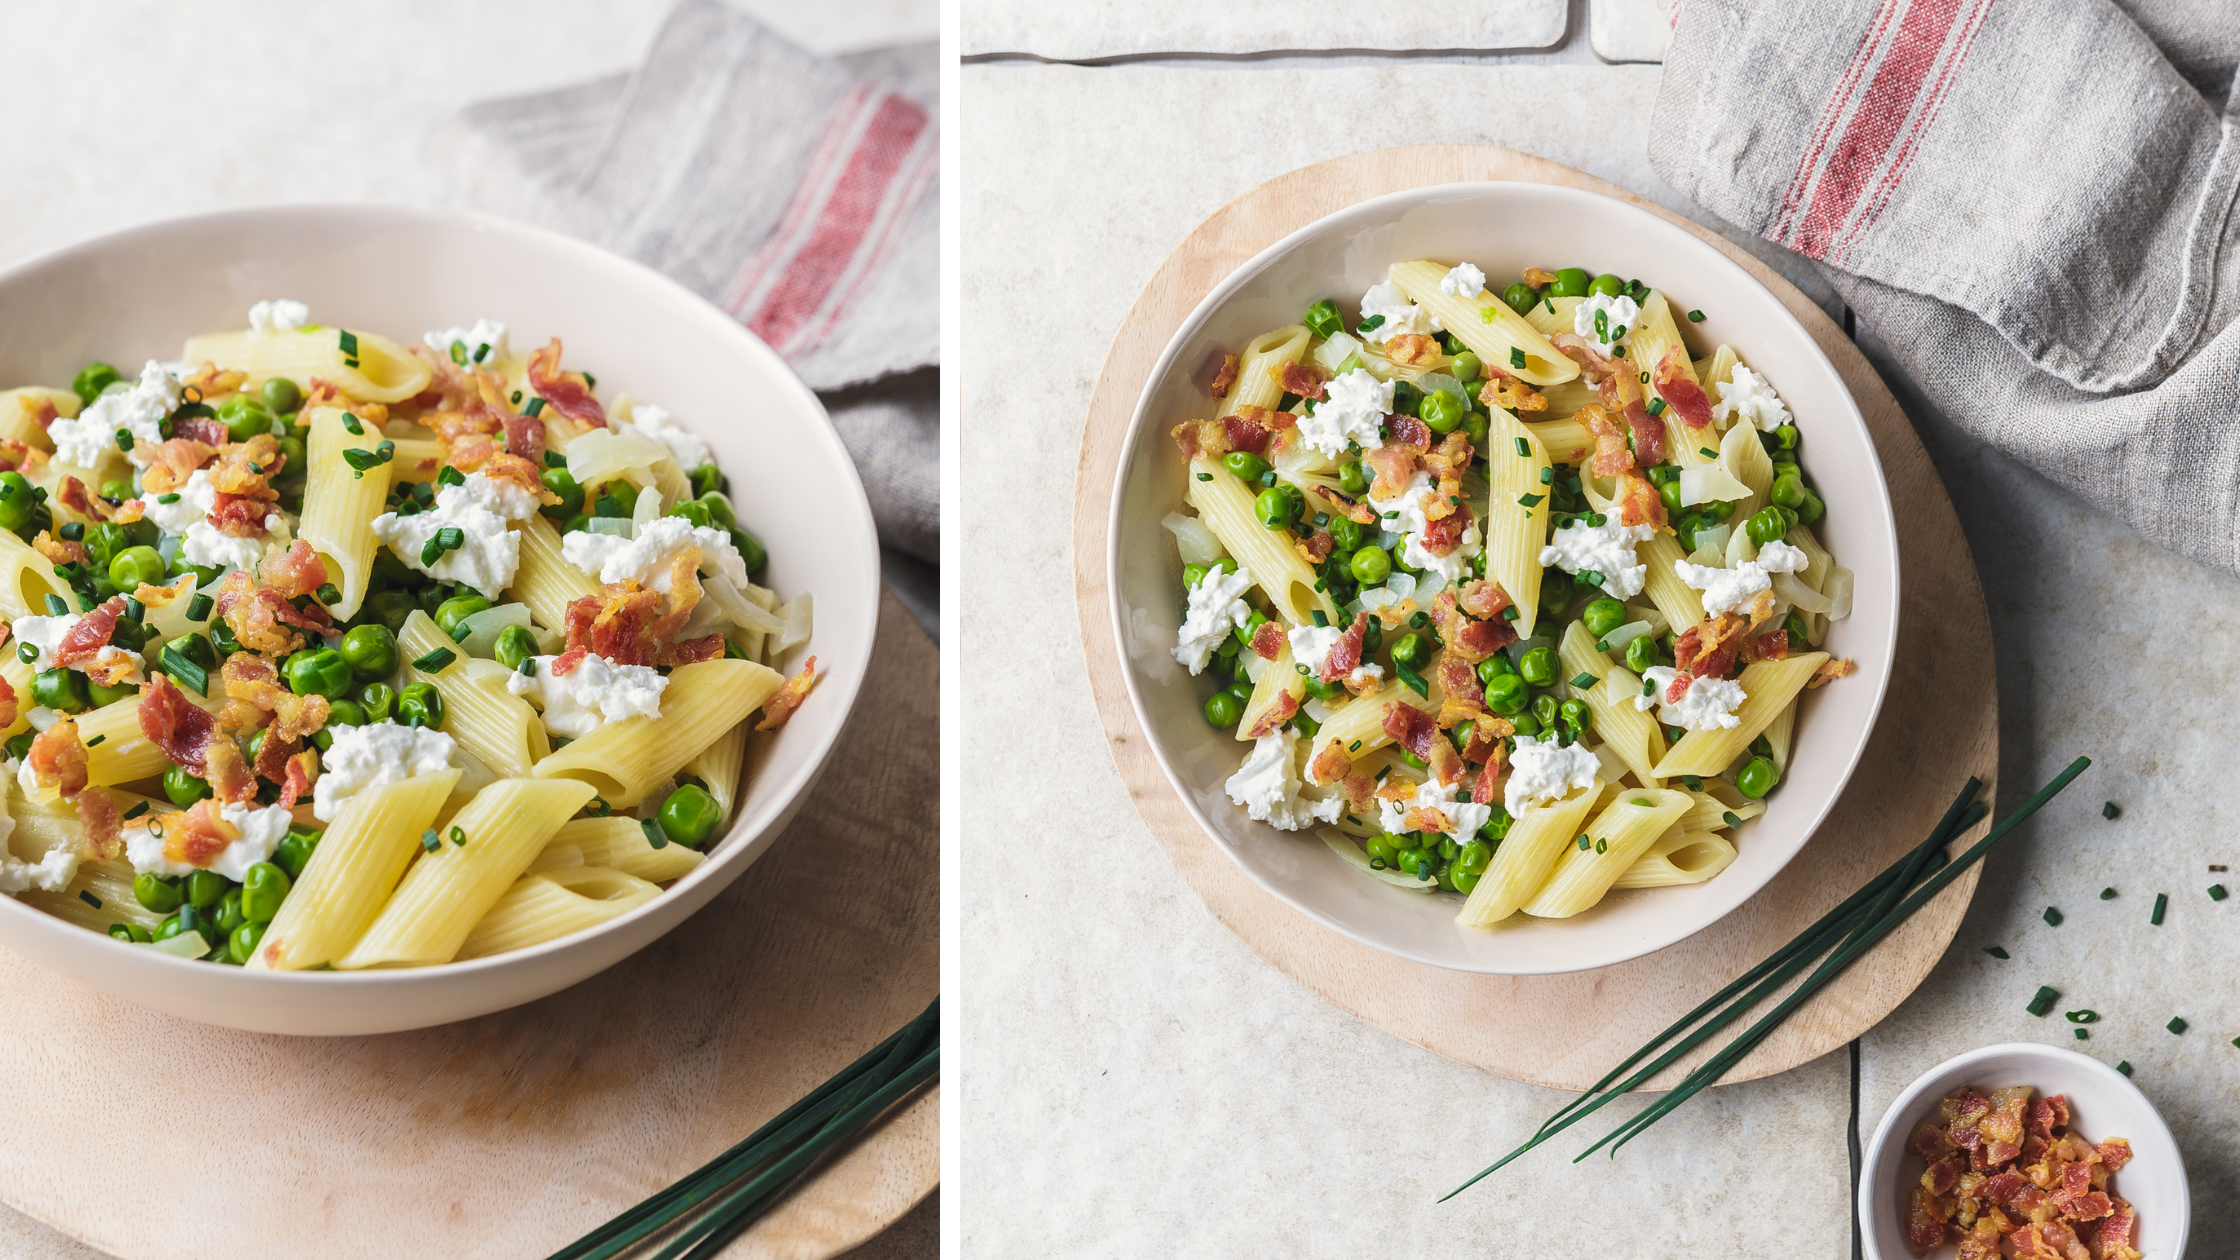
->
[1858,1042,2186,1260]
[1108,182,1899,974]
[0,204,880,1033]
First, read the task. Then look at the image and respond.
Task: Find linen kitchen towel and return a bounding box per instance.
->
[1650,0,2240,574]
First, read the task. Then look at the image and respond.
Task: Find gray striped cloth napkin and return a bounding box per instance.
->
[432,0,939,619]
[1650,0,2240,575]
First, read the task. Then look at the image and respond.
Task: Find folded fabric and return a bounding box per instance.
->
[433,0,938,568]
[1651,0,2240,573]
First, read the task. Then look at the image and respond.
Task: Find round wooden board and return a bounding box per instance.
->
[1071,147,1999,1091]
[0,591,937,1260]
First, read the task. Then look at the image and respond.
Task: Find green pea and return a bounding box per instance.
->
[414,583,448,616]
[1770,423,1799,451]
[1675,513,1709,553]
[1364,833,1400,868]
[245,728,265,764]
[371,548,423,591]
[283,647,353,699]
[1390,632,1430,669]
[71,362,120,407]
[227,920,267,965]
[678,465,719,500]
[1657,479,1684,516]
[1302,677,1347,702]
[256,376,301,415]
[432,595,489,641]
[1476,656,1514,686]
[398,681,444,729]
[1338,459,1369,495]
[106,544,167,592]
[108,922,151,944]
[540,468,585,518]
[0,472,32,534]
[1483,673,1527,716]
[1582,598,1628,638]
[668,499,714,529]
[1461,411,1489,448]
[1560,698,1593,735]
[1252,486,1297,531]
[212,886,246,938]
[159,763,211,809]
[88,676,136,707]
[1327,515,1364,553]
[274,826,319,880]
[1400,750,1426,770]
[337,623,399,682]
[1736,756,1781,799]
[1198,690,1240,728]
[1223,452,1271,483]
[1301,298,1344,340]
[1784,612,1809,644]
[602,480,641,517]
[216,396,273,444]
[1746,505,1796,546]
[1449,351,1483,383]
[1532,694,1559,729]
[655,784,724,849]
[1518,645,1556,686]
[31,668,88,714]
[493,624,537,672]
[730,527,767,576]
[1644,464,1678,487]
[239,862,291,924]
[1398,847,1437,880]
[1224,681,1253,708]
[358,681,396,723]
[1181,563,1209,591]
[81,522,127,571]
[1349,545,1392,586]
[1770,471,1805,510]
[325,699,366,729]
[1624,635,1657,674]
[1501,282,1537,315]
[1539,568,1575,616]
[1548,268,1590,298]
[1450,840,1492,894]
[362,590,415,633]
[151,912,184,942]
[133,870,182,914]
[183,869,227,910]
[1232,609,1268,650]
[1795,486,1825,524]
[99,478,134,502]
[1419,389,1466,434]
[1700,498,1736,523]
[1589,273,1625,297]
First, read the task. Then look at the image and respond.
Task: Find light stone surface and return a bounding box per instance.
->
[963,62,1857,1258]
[962,0,1567,58]
[1591,0,1675,62]
[0,4,934,1257]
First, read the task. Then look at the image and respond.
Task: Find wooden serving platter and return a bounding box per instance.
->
[0,592,937,1259]
[1071,147,1998,1091]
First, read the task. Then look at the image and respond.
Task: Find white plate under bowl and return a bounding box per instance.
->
[1859,1042,2188,1260]
[1108,182,1899,974]
[0,204,880,1033]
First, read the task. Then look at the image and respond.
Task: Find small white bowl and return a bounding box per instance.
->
[1106,182,1899,973]
[0,205,880,1034]
[1859,1042,2189,1260]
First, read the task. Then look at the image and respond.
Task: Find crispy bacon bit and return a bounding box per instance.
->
[1321,614,1367,684]
[140,673,220,769]
[478,451,560,509]
[1384,415,1433,451]
[206,493,273,538]
[1293,530,1334,566]
[1910,1084,2137,1259]
[207,432,284,496]
[259,540,331,601]
[1551,332,1620,381]
[1924,1155,1964,1197]
[560,581,722,671]
[26,716,122,860]
[165,799,240,869]
[49,597,124,671]
[213,572,303,657]
[1470,759,1500,805]
[254,726,304,784]
[57,476,131,524]
[173,416,231,448]
[1311,484,1378,527]
[1222,412,1274,456]
[1652,346,1715,430]
[1381,701,1437,759]
[503,411,547,463]
[1906,1186,1949,1256]
[1170,419,1230,459]
[1402,805,1454,834]
[1674,615,1749,681]
[1434,652,1483,729]
[1458,618,1518,659]
[1462,717,1512,769]
[32,529,88,568]
[1477,368,1547,414]
[526,338,607,428]
[1363,444,1420,501]
[180,363,247,399]
[755,658,819,732]
[2028,1094,2070,1141]
[1591,366,1668,467]
[1422,431,1475,482]
[1576,403,1636,478]
[0,673,13,732]
[1308,738,1354,787]
[25,397,56,432]
[0,437,48,480]
[2096,1138,2133,1172]
[1417,499,1474,557]
[1808,657,1857,688]
[1522,267,1557,286]
[1614,469,1669,532]
[1454,580,1512,621]
[75,788,122,862]
[220,651,332,744]
[1275,361,1328,401]
[138,437,218,494]
[1249,621,1284,661]
[1244,691,1298,739]
[1741,629,1790,663]
[1207,352,1241,399]
[1382,334,1441,367]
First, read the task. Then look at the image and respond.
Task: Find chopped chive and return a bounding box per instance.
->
[123,597,143,622]
[43,594,65,616]
[1984,946,2009,959]
[2074,1028,2089,1040]
[338,330,359,356]
[2168,1016,2187,1035]
[2066,1009,2098,1023]
[78,890,100,909]
[342,413,364,435]
[517,658,536,678]
[2212,884,2229,901]
[2026,986,2059,1017]
[1681,774,1704,792]
[419,526,466,567]
[77,593,94,611]
[84,734,104,748]
[1577,569,1605,588]
[1722,811,1743,828]
[122,801,148,820]
[1310,609,1328,627]
[1196,472,1212,481]
[1544,298,1554,313]
[2116,1060,2133,1076]
[114,428,134,451]
[474,343,492,364]
[1516,493,1544,507]
[448,341,468,366]
[2102,801,2119,819]
[1499,605,1519,622]
[1612,344,1626,358]
[2152,893,2167,925]
[1642,678,1655,697]
[437,466,466,488]
[450,825,466,847]
[524,397,547,418]
[544,450,568,469]
[312,583,341,606]
[2042,906,2062,926]
[420,828,440,853]
[412,647,456,672]
[1697,446,1717,458]
[1569,672,1598,689]
[1576,834,1590,851]
[1595,838,1608,854]
[186,593,212,621]
[160,645,208,696]
[1395,660,1428,699]
[157,492,180,504]
[14,643,30,665]
[642,818,670,849]
[1348,740,1362,752]
[1514,437,1530,457]
[2100,887,2116,899]
[1509,347,1526,370]
[1687,309,1706,322]
[1645,398,1667,416]
[58,522,83,542]
[1538,467,1553,485]
[511,390,523,405]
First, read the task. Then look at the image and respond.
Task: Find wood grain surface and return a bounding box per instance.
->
[1070,146,1999,1091]
[0,591,937,1260]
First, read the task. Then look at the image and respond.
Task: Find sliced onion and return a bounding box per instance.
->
[1161,512,1224,566]
[1622,603,1669,637]
[1694,523,1731,555]
[1412,569,1449,604]
[456,603,533,659]
[633,479,666,530]
[1773,570,1832,614]
[1417,372,1471,409]
[1319,828,1438,892]
[773,594,813,655]
[1601,620,1653,650]
[1311,332,1362,372]
[1591,743,1632,786]
[149,930,210,958]
[1303,695,1337,724]
[1826,567,1854,621]
[1271,442,1333,479]
[565,427,666,493]
[1726,526,1758,568]
[705,574,786,634]
[1679,466,1752,506]
[587,517,633,539]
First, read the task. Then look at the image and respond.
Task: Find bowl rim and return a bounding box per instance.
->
[1105,178,1900,974]
[0,200,880,991]
[1855,1040,2190,1260]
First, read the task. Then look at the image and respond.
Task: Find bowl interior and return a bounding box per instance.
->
[1859,1043,2189,1260]
[1110,182,1899,973]
[0,205,880,1031]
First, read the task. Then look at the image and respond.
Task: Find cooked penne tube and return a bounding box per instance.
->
[1653,653,1828,777]
[182,326,431,403]
[1482,409,1549,638]
[0,530,74,620]
[531,658,781,807]
[0,387,74,451]
[1614,827,1739,888]
[1558,622,1667,787]
[1386,261,1578,387]
[455,866,661,960]
[1456,780,1601,927]
[508,514,599,631]
[1633,293,1714,468]
[399,611,548,778]
[1222,325,1312,417]
[683,723,747,828]
[527,816,707,885]
[1523,787,1694,917]
[1638,532,1707,632]
[248,770,461,971]
[298,406,391,619]
[1184,456,1334,628]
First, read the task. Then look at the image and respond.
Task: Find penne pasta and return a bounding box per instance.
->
[1720,416,1776,523]
[683,723,748,828]
[531,658,782,807]
[1614,827,1739,889]
[1653,653,1828,777]
[454,866,661,960]
[1221,325,1312,417]
[248,770,461,971]
[1455,780,1601,927]
[528,816,707,885]
[1301,687,1432,774]
[1632,292,1712,468]
[1558,622,1667,788]
[508,513,599,631]
[1522,787,1694,917]
[1481,409,1548,639]
[1386,261,1578,386]
[1637,531,1707,632]
[0,529,74,621]
[181,326,431,404]
[0,387,75,452]
[1184,456,1334,628]
[297,406,392,619]
[399,611,549,778]
[1524,414,1594,469]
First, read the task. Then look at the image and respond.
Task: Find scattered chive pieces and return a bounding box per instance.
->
[1722,811,1743,828]
[2066,1010,2098,1024]
[438,465,466,488]
[524,397,547,418]
[43,594,66,616]
[1681,774,1704,792]
[1500,605,1520,621]
[1514,437,1531,457]
[123,597,143,622]
[544,450,568,469]
[420,828,440,853]
[412,647,456,672]
[2211,884,2229,901]
[1348,739,1362,752]
[419,526,466,566]
[58,522,83,542]
[1687,309,1706,322]
[84,734,104,748]
[450,826,466,847]
[1310,609,1328,627]
[2116,1060,2133,1076]
[1516,493,1544,507]
[1544,298,1555,313]
[1985,946,2009,959]
[1611,344,1626,358]
[2152,893,2168,925]
[2100,887,2116,900]
[1509,349,1526,371]
[1576,834,1591,851]
[77,593,94,611]
[1569,672,1598,689]
[2042,906,2062,926]
[1395,661,1428,699]
[2102,801,2119,819]
[642,818,670,850]
[2232,1036,2240,1049]
[2026,987,2059,1017]
[1645,398,1667,416]
[315,583,341,606]
[1539,467,1553,485]
[1697,446,1717,458]
[1195,472,1211,481]
[78,890,100,909]
[1595,838,1608,854]
[114,428,134,451]
[338,330,359,356]
[2074,1028,2089,1040]
[157,492,180,504]
[186,593,212,621]
[2168,1016,2187,1035]
[160,645,208,696]
[342,413,364,435]
[122,801,148,820]
[511,390,523,405]
[517,658,535,677]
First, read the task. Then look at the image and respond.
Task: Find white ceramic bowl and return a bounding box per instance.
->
[1108,182,1899,973]
[1859,1042,2188,1260]
[0,204,879,1033]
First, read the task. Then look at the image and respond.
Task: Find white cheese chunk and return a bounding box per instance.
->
[1173,563,1254,675]
[505,653,668,739]
[1504,733,1601,818]
[1223,728,1343,832]
[313,721,458,823]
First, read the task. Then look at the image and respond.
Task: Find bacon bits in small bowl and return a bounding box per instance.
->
[1859,1042,2187,1260]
